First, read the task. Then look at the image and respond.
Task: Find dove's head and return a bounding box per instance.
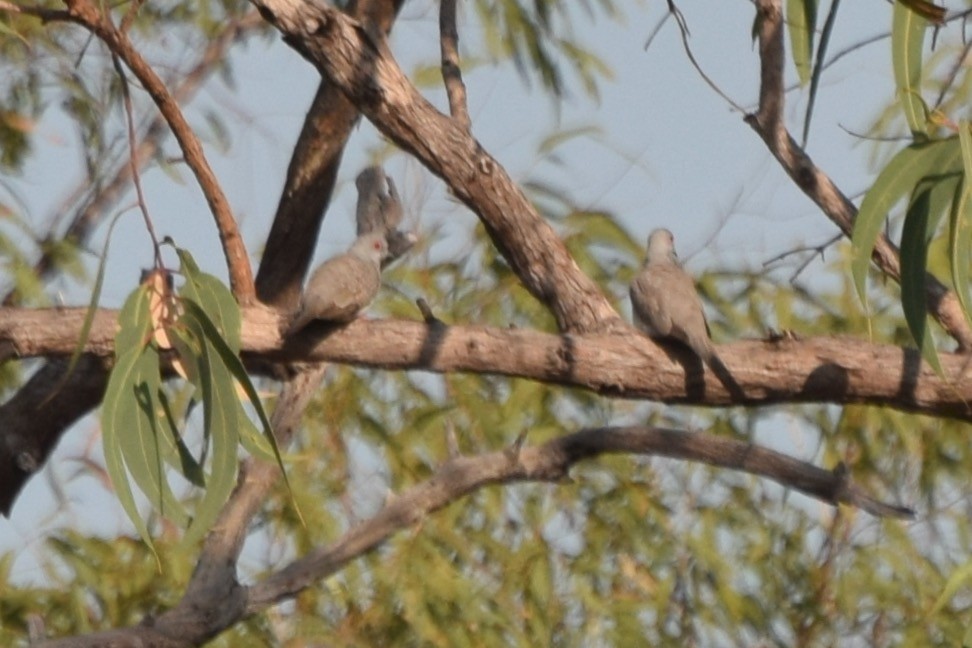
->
[645,228,678,264]
[350,231,389,265]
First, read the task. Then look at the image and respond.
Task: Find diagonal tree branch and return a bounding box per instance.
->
[744,0,972,351]
[247,423,911,611]
[39,423,910,645]
[250,0,620,335]
[62,0,255,303]
[0,11,266,519]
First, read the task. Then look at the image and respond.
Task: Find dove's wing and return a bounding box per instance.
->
[287,254,381,335]
[631,262,714,362]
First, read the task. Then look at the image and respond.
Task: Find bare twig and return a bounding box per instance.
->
[439,0,470,130]
[933,38,972,109]
[110,54,163,268]
[762,233,842,282]
[63,0,255,302]
[662,0,746,114]
[744,0,972,350]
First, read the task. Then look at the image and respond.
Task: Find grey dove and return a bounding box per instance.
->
[286,231,388,336]
[630,229,728,374]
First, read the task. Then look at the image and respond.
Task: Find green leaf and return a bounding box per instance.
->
[787,0,817,86]
[181,299,286,481]
[238,416,277,463]
[951,124,972,329]
[120,347,190,526]
[892,0,929,138]
[101,344,156,557]
[181,324,238,548]
[802,0,837,146]
[851,137,960,307]
[115,284,153,356]
[900,176,956,375]
[54,208,129,394]
[175,246,241,351]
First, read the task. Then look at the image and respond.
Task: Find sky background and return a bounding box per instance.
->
[0,0,917,584]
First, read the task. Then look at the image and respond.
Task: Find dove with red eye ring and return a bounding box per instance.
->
[286,231,389,336]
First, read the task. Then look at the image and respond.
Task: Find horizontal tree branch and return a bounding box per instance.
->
[3,306,971,421]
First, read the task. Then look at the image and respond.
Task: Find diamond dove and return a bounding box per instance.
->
[286,231,388,336]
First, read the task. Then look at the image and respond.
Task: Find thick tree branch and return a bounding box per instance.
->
[0,356,110,516]
[250,0,619,334]
[4,306,972,421]
[745,0,972,351]
[62,0,255,303]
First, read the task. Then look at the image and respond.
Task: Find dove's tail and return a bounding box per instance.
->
[695,340,745,401]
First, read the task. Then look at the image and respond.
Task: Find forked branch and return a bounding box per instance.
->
[745,0,972,350]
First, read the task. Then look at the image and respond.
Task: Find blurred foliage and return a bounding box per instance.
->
[3,1,972,647]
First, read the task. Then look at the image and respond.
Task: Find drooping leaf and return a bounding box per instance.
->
[950,124,972,329]
[119,347,190,526]
[892,0,929,138]
[101,289,156,556]
[851,137,960,307]
[115,283,153,356]
[900,175,956,375]
[802,0,838,146]
[53,208,129,394]
[181,299,284,481]
[174,246,241,350]
[787,0,817,86]
[180,317,238,548]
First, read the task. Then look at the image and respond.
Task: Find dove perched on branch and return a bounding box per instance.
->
[286,231,389,336]
[630,229,742,396]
